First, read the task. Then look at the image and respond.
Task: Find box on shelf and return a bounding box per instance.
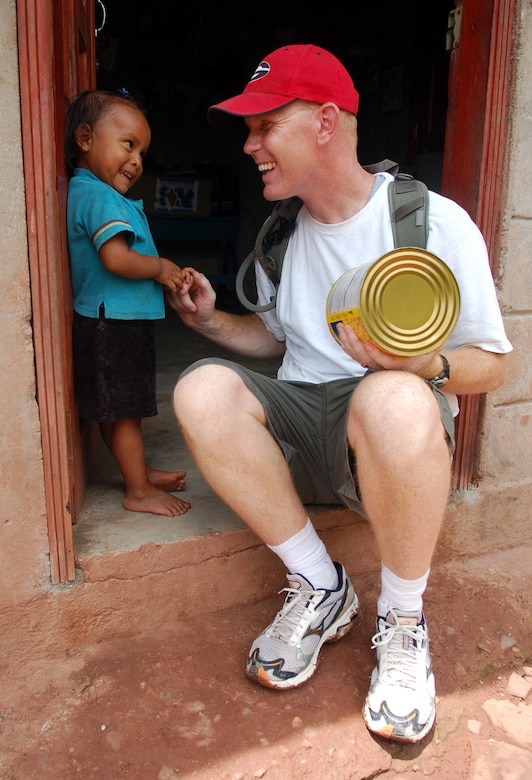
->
[128,173,212,216]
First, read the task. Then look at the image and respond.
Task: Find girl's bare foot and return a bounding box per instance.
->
[123,484,191,516]
[147,467,187,492]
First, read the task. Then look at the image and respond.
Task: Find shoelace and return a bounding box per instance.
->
[371,612,427,690]
[269,586,322,642]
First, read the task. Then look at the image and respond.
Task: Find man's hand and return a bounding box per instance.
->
[165,267,216,327]
[335,322,442,377]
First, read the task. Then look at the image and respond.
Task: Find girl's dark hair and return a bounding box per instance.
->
[65,90,145,175]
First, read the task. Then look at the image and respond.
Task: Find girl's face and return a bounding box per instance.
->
[76,104,151,194]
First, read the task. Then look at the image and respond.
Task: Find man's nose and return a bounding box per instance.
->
[243,130,260,155]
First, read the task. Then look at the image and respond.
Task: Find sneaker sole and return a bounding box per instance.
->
[362,701,436,743]
[247,590,360,691]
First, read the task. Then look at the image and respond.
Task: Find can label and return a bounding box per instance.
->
[327,307,370,342]
[326,248,460,356]
[326,262,372,341]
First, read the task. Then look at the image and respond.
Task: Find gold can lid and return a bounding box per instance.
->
[359,248,460,355]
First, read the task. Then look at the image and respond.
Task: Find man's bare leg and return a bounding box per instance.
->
[173,363,308,543]
[349,370,450,743]
[347,370,451,577]
[173,362,359,691]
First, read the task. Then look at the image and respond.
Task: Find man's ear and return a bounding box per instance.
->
[317,103,341,144]
[76,123,93,152]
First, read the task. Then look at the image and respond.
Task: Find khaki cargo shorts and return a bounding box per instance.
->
[180,358,455,519]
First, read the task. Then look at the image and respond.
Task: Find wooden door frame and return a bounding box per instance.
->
[17,0,518,581]
[441,0,517,489]
[17,0,95,583]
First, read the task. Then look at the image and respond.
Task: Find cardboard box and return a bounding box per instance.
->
[128,173,212,216]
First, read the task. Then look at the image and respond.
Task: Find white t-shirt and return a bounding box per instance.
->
[256,173,512,414]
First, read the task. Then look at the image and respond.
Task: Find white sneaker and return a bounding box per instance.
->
[246,562,359,689]
[363,609,436,742]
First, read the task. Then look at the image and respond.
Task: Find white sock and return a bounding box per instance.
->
[377,563,429,617]
[268,518,338,590]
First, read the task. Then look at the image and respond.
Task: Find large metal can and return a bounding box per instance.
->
[326,248,460,356]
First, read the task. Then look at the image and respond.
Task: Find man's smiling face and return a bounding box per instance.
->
[243,101,320,202]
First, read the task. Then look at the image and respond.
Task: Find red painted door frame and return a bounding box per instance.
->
[17,0,95,583]
[17,0,517,581]
[441,0,517,489]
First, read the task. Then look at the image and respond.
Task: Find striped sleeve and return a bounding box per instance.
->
[92,219,132,246]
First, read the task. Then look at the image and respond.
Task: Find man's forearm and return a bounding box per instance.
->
[195,309,286,360]
[428,347,509,395]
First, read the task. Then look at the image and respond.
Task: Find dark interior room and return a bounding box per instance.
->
[95,0,455,254]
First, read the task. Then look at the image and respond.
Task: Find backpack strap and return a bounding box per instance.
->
[388,175,429,249]
[235,196,302,312]
[364,158,400,176]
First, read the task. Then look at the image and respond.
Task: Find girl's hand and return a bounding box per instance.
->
[155,257,189,293]
[179,266,194,296]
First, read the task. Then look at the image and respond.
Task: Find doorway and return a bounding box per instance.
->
[19,0,517,581]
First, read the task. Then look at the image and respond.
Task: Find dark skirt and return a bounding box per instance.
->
[73,310,158,422]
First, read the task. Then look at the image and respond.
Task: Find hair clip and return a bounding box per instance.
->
[119,87,130,98]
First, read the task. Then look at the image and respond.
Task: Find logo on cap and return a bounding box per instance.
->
[249,61,270,82]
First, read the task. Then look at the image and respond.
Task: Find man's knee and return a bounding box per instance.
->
[173,360,264,429]
[174,362,231,416]
[349,371,441,440]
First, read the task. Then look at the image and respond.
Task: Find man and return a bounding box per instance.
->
[169,44,512,742]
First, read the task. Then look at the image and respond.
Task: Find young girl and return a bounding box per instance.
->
[66,90,191,517]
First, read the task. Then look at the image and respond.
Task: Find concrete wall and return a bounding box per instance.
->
[480,0,532,487]
[0,0,50,612]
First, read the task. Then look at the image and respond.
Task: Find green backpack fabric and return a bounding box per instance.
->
[235,160,429,313]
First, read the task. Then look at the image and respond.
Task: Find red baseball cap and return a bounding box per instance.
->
[208,44,359,127]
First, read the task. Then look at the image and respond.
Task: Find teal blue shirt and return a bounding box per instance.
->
[67,168,164,319]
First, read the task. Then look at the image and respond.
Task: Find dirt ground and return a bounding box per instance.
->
[1,564,531,780]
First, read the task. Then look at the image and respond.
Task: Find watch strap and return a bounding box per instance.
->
[427,354,450,388]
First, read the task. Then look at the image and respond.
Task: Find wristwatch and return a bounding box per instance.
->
[427,354,450,388]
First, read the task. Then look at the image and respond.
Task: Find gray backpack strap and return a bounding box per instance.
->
[235,196,302,312]
[363,158,400,176]
[388,175,429,249]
